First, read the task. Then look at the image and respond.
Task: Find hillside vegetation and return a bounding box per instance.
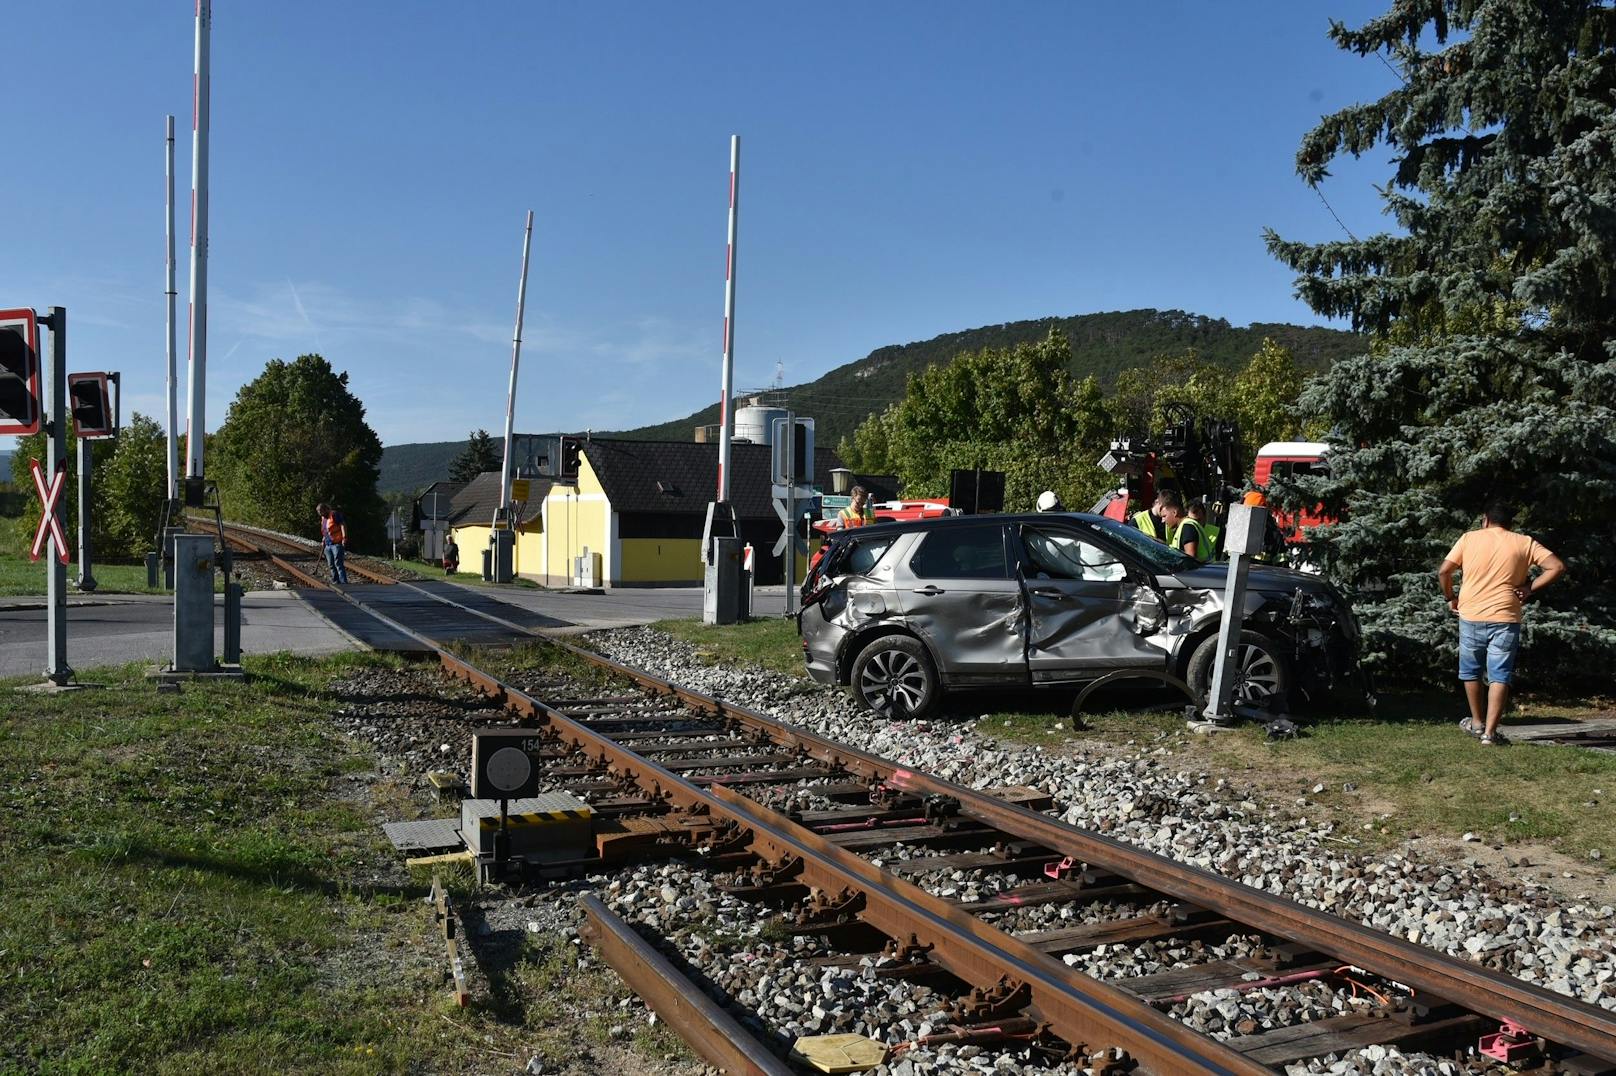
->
[612,308,1359,449]
[377,309,1360,493]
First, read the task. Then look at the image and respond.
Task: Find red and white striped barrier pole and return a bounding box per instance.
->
[184,0,211,482]
[716,135,739,502]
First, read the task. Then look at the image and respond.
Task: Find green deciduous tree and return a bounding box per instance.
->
[1265,0,1616,684]
[211,354,386,550]
[97,414,168,560]
[449,429,500,483]
[840,328,1113,511]
[1101,339,1311,469]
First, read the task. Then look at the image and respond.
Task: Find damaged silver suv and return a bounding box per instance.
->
[799,513,1360,717]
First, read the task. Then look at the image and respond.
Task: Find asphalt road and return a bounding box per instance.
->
[0,582,725,678]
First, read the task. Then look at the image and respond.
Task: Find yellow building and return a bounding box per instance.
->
[450,438,838,587]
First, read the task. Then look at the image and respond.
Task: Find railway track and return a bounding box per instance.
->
[303,576,1616,1072]
[200,517,405,588]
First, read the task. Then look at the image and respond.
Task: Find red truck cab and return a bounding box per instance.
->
[1253,441,1333,543]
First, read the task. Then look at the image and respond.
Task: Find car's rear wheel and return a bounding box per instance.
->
[850,635,939,718]
[1186,630,1292,707]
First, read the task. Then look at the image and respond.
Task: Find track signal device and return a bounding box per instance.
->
[558,437,582,484]
[0,308,41,436]
[68,372,116,439]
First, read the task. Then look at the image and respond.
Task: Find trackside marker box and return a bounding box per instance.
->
[459,792,593,859]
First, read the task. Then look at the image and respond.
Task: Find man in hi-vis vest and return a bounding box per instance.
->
[837,485,875,529]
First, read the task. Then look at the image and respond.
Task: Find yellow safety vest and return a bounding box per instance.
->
[838,505,875,528]
[1132,509,1163,540]
[1200,522,1222,561]
[1167,519,1208,561]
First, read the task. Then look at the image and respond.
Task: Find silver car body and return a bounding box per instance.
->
[799,513,1359,706]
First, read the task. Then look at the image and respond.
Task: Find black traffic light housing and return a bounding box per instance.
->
[0,308,41,437]
[68,372,115,439]
[558,436,582,483]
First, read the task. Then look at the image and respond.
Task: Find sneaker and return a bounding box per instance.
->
[1460,717,1483,738]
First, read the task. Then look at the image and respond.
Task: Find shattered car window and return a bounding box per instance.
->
[1023,528,1127,582]
[844,537,895,575]
[1082,517,1199,573]
[909,526,1008,579]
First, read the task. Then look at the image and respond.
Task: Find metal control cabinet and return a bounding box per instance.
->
[171,533,215,672]
[703,535,744,624]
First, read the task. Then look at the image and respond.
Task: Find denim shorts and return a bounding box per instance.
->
[1458,619,1522,684]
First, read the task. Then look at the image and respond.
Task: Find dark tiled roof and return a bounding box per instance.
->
[447,471,550,526]
[579,439,843,519]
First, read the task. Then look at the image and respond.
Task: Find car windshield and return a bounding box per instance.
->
[1082,517,1200,573]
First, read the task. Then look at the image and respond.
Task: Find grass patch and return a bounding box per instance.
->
[651,616,808,680]
[0,651,684,1074]
[401,559,542,589]
[0,550,172,596]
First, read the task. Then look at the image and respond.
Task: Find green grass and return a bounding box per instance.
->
[0,550,173,596]
[0,651,686,1074]
[642,618,1616,866]
[400,558,542,589]
[652,616,809,680]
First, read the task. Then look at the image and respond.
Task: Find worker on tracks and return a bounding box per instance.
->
[317,502,350,584]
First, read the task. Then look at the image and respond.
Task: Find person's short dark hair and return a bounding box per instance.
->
[1485,502,1515,527]
[1157,490,1184,513]
[317,502,330,515]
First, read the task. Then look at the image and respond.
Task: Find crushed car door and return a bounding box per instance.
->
[896,524,1026,685]
[1016,524,1166,682]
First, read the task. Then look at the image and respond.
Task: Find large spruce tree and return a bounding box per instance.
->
[1266,1,1616,683]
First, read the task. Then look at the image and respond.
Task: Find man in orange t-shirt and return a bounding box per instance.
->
[1437,503,1565,745]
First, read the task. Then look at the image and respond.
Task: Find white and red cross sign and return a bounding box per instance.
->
[29,457,70,565]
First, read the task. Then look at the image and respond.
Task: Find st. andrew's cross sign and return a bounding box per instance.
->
[29,457,70,565]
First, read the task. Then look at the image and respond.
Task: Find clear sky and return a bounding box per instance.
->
[3,1,1397,453]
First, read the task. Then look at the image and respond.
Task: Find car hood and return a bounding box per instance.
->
[1161,561,1333,595]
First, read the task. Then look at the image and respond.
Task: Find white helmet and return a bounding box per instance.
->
[1036,490,1061,512]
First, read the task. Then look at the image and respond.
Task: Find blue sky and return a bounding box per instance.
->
[3,1,1397,452]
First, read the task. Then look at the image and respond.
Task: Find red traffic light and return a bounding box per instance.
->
[0,308,41,436]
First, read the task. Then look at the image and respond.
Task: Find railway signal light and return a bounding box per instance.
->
[558,437,582,483]
[68,372,115,438]
[0,308,42,436]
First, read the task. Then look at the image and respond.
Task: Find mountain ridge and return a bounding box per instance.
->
[379,309,1362,492]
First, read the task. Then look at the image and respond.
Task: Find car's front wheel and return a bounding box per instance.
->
[1186,630,1292,707]
[850,635,939,718]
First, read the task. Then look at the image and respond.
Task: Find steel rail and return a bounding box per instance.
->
[554,641,1616,1067]
[283,569,1616,1065]
[434,650,1266,1074]
[216,528,327,589]
[209,518,400,587]
[578,894,795,1076]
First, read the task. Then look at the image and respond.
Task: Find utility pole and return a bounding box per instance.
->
[783,410,795,617]
[184,0,211,490]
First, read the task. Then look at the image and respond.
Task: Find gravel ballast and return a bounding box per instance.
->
[581,626,1616,1073]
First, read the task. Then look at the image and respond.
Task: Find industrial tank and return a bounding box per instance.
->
[733,403,788,446]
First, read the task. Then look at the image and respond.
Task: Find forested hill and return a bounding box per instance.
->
[610,309,1361,449]
[380,309,1361,492]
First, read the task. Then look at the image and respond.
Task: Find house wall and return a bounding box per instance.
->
[541,456,611,585]
[618,538,703,584]
[446,522,543,578]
